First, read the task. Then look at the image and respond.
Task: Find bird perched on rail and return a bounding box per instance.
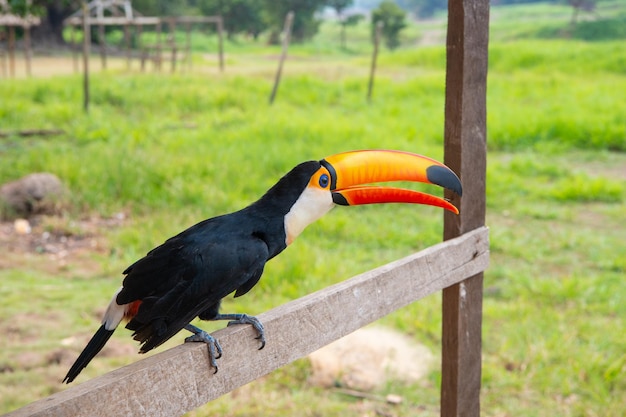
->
[63,149,462,384]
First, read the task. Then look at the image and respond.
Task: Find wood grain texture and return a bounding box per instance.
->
[441,0,490,416]
[6,227,489,417]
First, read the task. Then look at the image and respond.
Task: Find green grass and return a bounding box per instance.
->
[1,2,626,416]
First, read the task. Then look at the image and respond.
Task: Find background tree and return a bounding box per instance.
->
[371,0,407,50]
[328,0,353,48]
[567,0,596,24]
[8,0,78,44]
[197,0,265,39]
[340,14,364,49]
[262,0,328,44]
[132,0,199,17]
[399,0,447,18]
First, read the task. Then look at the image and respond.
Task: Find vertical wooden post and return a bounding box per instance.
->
[156,20,162,72]
[8,25,15,78]
[1,27,6,78]
[440,0,489,416]
[138,24,147,72]
[367,21,383,102]
[124,23,131,70]
[169,18,177,73]
[216,16,224,72]
[185,21,192,71]
[24,24,32,77]
[269,11,294,105]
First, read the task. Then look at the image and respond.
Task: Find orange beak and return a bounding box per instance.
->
[320,150,462,214]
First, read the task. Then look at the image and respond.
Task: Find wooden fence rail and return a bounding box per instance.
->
[6,227,488,417]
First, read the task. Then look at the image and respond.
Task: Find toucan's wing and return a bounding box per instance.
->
[118,219,270,353]
[116,218,219,304]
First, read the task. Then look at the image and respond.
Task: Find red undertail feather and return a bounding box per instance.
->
[124,300,142,321]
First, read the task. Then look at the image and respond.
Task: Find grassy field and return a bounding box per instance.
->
[1,1,625,416]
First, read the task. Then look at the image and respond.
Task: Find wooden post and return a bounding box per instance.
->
[216,16,224,72]
[82,4,91,113]
[8,25,15,77]
[156,20,162,72]
[1,27,6,78]
[440,0,490,416]
[367,21,383,102]
[269,11,294,105]
[124,23,131,69]
[24,25,32,77]
[169,18,177,73]
[185,21,192,71]
[138,24,147,72]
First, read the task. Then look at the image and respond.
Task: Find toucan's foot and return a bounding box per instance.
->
[184,324,223,373]
[214,313,266,350]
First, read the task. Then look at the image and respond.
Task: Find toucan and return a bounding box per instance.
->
[63,149,462,384]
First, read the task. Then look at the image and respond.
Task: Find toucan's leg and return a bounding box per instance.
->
[213,313,266,350]
[184,324,223,373]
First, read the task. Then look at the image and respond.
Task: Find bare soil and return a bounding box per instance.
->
[0,213,126,276]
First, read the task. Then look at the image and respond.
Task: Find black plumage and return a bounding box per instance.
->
[117,161,320,353]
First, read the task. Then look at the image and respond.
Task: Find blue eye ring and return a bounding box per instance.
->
[319,173,330,188]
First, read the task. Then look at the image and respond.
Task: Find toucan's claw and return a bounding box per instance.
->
[218,313,266,350]
[184,324,223,373]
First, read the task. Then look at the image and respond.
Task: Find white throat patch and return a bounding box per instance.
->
[284,186,334,245]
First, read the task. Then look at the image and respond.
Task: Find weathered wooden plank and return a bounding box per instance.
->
[5,227,488,417]
[441,0,490,416]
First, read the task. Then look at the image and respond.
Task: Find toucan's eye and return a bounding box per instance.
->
[319,174,330,188]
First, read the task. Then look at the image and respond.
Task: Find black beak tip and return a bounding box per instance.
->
[426,165,463,197]
[331,192,349,206]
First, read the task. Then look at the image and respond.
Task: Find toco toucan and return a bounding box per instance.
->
[63,149,462,383]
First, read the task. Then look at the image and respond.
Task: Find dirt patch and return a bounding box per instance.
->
[1,312,64,345]
[0,213,126,275]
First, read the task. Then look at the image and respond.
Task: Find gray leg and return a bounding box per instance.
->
[184,324,223,373]
[213,313,266,350]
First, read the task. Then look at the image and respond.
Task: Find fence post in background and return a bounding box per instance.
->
[269,11,294,105]
[8,25,15,77]
[156,20,163,72]
[1,27,6,77]
[367,21,383,102]
[440,0,490,416]
[124,22,131,69]
[24,24,32,77]
[185,21,192,71]
[169,18,177,73]
[216,16,224,72]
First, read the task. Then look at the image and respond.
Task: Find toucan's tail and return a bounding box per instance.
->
[63,325,115,384]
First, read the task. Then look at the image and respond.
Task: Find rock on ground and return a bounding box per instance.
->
[0,172,65,218]
[308,326,435,391]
